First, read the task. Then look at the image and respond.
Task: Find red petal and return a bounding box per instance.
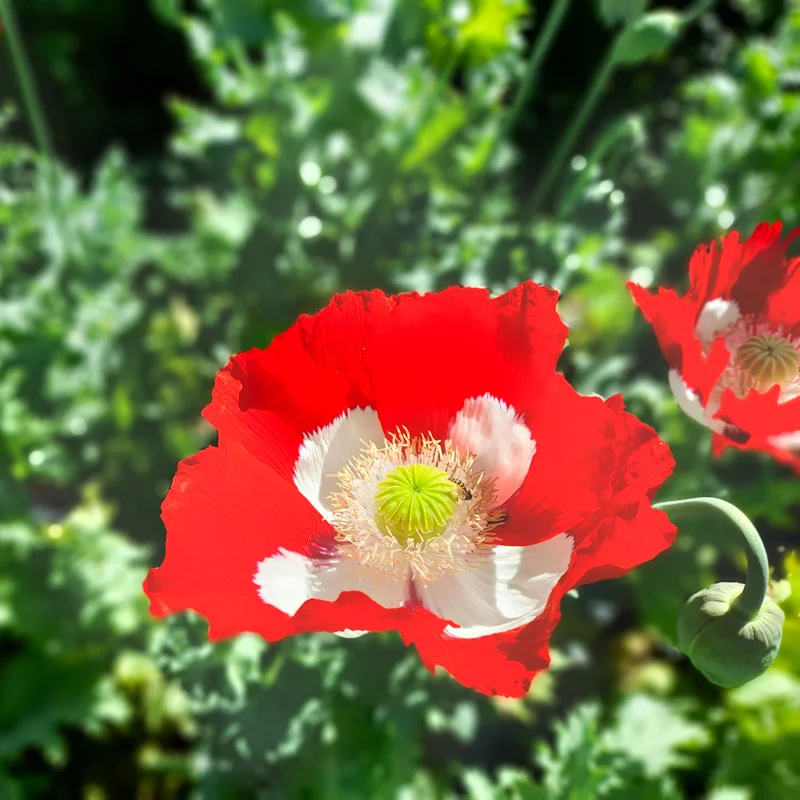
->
[567,397,675,584]
[405,596,563,697]
[568,502,676,586]
[603,394,676,508]
[493,281,567,374]
[407,388,674,696]
[765,253,800,326]
[202,291,399,476]
[688,223,799,315]
[628,282,729,404]
[202,353,301,480]
[365,283,566,440]
[500,386,674,566]
[498,376,617,546]
[296,290,399,380]
[143,444,418,640]
[713,386,800,473]
[628,284,690,370]
[711,432,731,457]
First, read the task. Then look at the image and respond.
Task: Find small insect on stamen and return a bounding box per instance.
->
[486,511,508,530]
[451,478,473,501]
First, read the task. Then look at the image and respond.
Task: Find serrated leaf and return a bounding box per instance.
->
[602,694,710,777]
[536,703,608,798]
[0,650,101,759]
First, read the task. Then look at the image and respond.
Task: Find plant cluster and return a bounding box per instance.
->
[0,0,798,797]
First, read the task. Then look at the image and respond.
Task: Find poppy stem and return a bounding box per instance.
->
[0,0,54,161]
[654,497,770,623]
[555,116,637,217]
[524,0,716,217]
[0,0,65,247]
[484,0,572,170]
[523,18,628,218]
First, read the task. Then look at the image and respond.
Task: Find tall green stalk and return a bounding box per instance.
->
[0,0,55,160]
[525,0,715,218]
[524,21,628,217]
[0,0,64,245]
[484,0,572,172]
[448,0,571,278]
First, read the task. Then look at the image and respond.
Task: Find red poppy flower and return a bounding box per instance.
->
[144,283,675,697]
[629,223,800,471]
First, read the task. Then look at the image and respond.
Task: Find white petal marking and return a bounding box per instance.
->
[254,548,407,616]
[448,394,536,506]
[768,430,800,452]
[695,298,740,346]
[294,407,386,520]
[253,549,314,616]
[416,533,573,639]
[334,629,369,638]
[668,369,725,433]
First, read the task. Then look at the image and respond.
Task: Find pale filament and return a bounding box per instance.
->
[326,430,501,582]
[712,317,800,405]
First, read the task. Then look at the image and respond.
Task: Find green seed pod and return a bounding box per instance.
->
[677,581,785,688]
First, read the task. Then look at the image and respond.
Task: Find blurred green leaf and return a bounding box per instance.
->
[402,100,468,170]
[602,694,710,777]
[559,265,636,352]
[597,0,648,26]
[613,11,683,66]
[536,704,608,798]
[770,551,800,678]
[457,0,529,65]
[0,650,100,760]
[716,670,800,799]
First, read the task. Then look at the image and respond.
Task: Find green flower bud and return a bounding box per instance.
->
[677,581,785,688]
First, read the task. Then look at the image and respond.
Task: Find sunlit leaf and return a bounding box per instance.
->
[402,100,468,170]
[457,0,529,65]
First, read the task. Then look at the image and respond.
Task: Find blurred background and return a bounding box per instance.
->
[0,0,798,797]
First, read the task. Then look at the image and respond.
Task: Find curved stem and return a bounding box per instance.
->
[655,497,770,622]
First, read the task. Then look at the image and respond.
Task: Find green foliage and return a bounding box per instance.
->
[460,698,708,799]
[0,492,195,792]
[715,671,800,799]
[596,0,649,27]
[659,7,800,239]
[1,0,799,796]
[613,11,683,66]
